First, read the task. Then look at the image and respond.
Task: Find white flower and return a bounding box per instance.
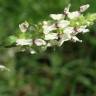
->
[34,39,46,46]
[0,65,10,71]
[80,4,90,12]
[64,4,81,20]
[19,21,29,32]
[82,29,89,33]
[58,27,74,46]
[59,32,71,46]
[45,33,58,40]
[58,27,82,46]
[57,20,70,28]
[76,26,89,34]
[16,39,32,46]
[64,27,75,34]
[64,27,82,42]
[50,14,64,20]
[42,21,56,34]
[42,20,70,34]
[68,11,80,19]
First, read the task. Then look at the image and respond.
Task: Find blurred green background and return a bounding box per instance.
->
[0,0,96,96]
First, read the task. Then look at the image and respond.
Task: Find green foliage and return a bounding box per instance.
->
[0,0,96,96]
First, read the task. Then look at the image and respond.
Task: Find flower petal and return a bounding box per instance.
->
[43,21,56,34]
[59,32,71,46]
[64,4,71,15]
[16,39,32,46]
[57,20,70,28]
[77,26,89,33]
[80,4,90,12]
[19,21,29,32]
[68,11,80,19]
[34,39,46,46]
[45,33,58,40]
[50,14,64,20]
[72,36,82,42]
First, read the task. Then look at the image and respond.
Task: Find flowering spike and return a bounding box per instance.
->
[1,4,96,54]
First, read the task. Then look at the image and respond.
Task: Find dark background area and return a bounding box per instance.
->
[0,0,96,96]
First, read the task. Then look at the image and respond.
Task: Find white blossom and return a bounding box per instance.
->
[57,20,70,28]
[64,27,75,34]
[34,39,46,46]
[45,33,58,40]
[68,11,80,19]
[82,29,89,33]
[16,39,32,46]
[80,4,90,12]
[50,14,64,20]
[64,27,82,42]
[58,27,74,46]
[64,4,81,19]
[19,21,29,32]
[59,32,71,46]
[77,26,89,33]
[15,4,91,52]
[42,21,56,34]
[58,27,82,46]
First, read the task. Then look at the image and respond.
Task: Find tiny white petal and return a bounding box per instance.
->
[19,21,29,32]
[34,39,46,46]
[57,20,70,28]
[68,11,80,19]
[58,26,83,46]
[80,4,90,12]
[45,33,58,40]
[44,25,56,34]
[77,26,89,33]
[16,39,32,46]
[59,32,71,46]
[64,27,75,34]
[82,29,89,33]
[77,26,86,32]
[72,36,82,42]
[42,21,56,34]
[50,14,64,20]
[64,4,71,14]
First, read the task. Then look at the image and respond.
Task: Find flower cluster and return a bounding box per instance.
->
[6,4,96,54]
[42,4,90,46]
